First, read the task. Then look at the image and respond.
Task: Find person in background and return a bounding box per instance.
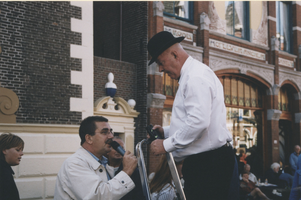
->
[106,136,145,200]
[265,162,294,187]
[239,164,259,184]
[0,133,24,200]
[54,116,138,200]
[290,145,301,175]
[289,153,301,199]
[240,172,270,200]
[149,154,178,200]
[148,31,239,200]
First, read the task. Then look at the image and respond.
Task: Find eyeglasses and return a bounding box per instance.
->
[99,128,114,136]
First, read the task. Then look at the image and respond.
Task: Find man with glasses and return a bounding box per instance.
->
[54,116,138,200]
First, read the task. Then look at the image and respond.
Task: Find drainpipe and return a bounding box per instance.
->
[119,2,122,61]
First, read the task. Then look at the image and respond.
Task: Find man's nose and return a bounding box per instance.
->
[158,65,164,72]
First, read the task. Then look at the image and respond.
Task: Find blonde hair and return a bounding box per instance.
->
[0,133,24,160]
[149,154,174,193]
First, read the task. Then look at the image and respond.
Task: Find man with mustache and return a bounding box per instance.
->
[54,116,138,200]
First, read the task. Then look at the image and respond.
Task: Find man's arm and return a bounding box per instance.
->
[60,159,135,200]
[290,154,297,171]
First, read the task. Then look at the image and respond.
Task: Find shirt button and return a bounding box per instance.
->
[99,169,103,172]
[121,181,124,184]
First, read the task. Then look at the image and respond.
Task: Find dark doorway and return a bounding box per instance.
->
[279,119,293,167]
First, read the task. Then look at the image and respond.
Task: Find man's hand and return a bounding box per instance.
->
[122,151,137,176]
[150,139,166,155]
[152,125,164,138]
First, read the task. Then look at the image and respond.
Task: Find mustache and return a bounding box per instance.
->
[105,138,113,144]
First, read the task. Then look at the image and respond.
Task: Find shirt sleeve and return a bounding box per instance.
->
[290,154,297,171]
[163,73,215,152]
[63,161,135,200]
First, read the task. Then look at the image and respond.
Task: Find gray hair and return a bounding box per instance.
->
[271,162,280,170]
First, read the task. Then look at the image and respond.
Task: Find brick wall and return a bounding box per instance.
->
[94,57,137,102]
[121,2,149,146]
[0,1,82,124]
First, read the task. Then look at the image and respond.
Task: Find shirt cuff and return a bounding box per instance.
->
[163,137,177,152]
[163,126,170,138]
[115,171,135,191]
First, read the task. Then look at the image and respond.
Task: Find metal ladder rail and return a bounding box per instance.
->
[135,139,186,200]
[136,139,151,200]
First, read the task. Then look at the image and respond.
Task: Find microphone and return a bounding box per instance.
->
[110,141,125,156]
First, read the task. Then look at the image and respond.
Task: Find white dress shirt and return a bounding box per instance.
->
[163,56,232,162]
[239,173,258,184]
[54,147,135,200]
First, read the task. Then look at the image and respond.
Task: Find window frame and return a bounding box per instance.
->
[276,1,292,53]
[163,1,194,24]
[225,1,250,41]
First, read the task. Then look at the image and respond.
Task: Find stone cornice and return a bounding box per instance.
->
[0,123,79,133]
[209,31,270,51]
[163,17,198,30]
[278,51,298,59]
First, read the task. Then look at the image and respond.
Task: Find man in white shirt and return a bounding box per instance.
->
[147,31,239,200]
[54,116,138,200]
[239,164,258,184]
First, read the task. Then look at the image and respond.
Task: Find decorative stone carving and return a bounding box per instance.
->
[209,39,266,61]
[94,96,139,117]
[279,70,301,92]
[164,26,193,42]
[208,2,226,35]
[251,2,268,46]
[209,56,274,86]
[278,58,294,68]
[147,93,166,109]
[0,87,19,123]
[267,109,282,121]
[271,36,279,51]
[270,84,280,96]
[200,12,211,31]
[153,1,164,17]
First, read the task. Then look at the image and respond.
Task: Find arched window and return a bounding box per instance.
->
[219,75,264,109]
[278,85,293,112]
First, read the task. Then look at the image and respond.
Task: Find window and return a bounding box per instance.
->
[220,76,263,109]
[225,1,249,40]
[163,1,193,23]
[163,72,179,97]
[278,86,292,112]
[276,1,292,53]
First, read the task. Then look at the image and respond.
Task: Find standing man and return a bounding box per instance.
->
[290,145,300,175]
[54,116,138,200]
[106,136,145,200]
[147,31,239,200]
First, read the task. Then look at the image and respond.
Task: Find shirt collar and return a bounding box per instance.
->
[85,149,108,165]
[179,56,193,85]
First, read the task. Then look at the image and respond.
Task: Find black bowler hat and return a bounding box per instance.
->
[147,31,185,66]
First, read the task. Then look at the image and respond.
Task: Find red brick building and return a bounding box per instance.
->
[147,1,301,177]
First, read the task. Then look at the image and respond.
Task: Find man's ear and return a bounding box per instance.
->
[85,134,93,144]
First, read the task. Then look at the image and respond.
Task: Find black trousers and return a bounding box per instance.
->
[182,145,239,200]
